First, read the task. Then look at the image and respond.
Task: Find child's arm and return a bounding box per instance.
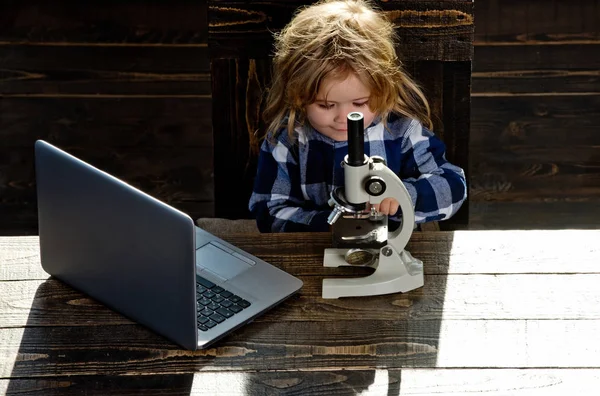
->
[394,119,467,223]
[249,137,331,232]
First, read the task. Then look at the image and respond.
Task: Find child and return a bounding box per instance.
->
[249,0,467,232]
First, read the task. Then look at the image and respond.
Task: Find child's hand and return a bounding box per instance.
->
[368,198,399,216]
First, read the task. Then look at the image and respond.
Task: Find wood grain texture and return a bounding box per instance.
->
[469,0,600,228]
[0,1,214,234]
[3,231,600,280]
[5,272,600,329]
[475,0,600,43]
[470,94,600,204]
[0,45,210,95]
[208,0,474,61]
[4,370,600,395]
[1,97,212,148]
[4,319,600,375]
[470,201,600,229]
[473,44,600,94]
[0,0,208,45]
[0,146,213,201]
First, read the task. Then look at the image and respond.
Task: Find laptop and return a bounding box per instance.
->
[34,140,303,350]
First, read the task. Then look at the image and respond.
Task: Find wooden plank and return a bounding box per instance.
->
[473,44,600,94]
[3,231,600,280]
[4,369,600,395]
[470,93,600,205]
[4,271,600,328]
[0,0,207,45]
[471,95,600,150]
[475,0,600,43]
[208,0,473,61]
[0,146,213,202]
[469,201,600,229]
[1,97,212,148]
[3,319,600,374]
[0,45,210,95]
[0,201,214,237]
[471,160,600,201]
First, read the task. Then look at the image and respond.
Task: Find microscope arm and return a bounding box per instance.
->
[367,162,415,254]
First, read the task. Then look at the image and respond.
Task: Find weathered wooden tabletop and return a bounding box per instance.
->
[2,230,600,395]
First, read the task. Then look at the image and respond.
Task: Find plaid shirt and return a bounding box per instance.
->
[249,114,467,232]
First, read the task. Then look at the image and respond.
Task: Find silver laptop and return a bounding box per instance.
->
[34,140,303,350]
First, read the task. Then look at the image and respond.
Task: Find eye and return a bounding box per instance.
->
[354,102,368,107]
[317,103,333,110]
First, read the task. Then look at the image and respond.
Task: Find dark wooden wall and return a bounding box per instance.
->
[0,1,214,235]
[471,0,600,229]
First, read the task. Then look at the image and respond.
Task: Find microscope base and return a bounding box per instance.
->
[322,246,424,299]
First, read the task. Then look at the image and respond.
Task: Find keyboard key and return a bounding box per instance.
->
[229,305,243,313]
[220,299,233,308]
[200,308,214,317]
[216,308,234,318]
[198,298,212,306]
[196,276,215,289]
[196,279,249,330]
[238,299,251,308]
[205,320,217,328]
[210,313,226,323]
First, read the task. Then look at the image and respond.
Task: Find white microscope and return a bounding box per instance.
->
[322,112,424,299]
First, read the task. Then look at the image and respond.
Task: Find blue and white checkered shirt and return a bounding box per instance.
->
[249,114,467,232]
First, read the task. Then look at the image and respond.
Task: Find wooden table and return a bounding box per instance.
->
[2,230,600,395]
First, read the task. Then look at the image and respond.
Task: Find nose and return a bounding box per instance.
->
[334,106,351,124]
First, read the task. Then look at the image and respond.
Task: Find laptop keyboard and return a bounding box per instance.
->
[196,276,251,332]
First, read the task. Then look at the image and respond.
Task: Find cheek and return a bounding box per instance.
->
[363,111,377,127]
[307,109,329,126]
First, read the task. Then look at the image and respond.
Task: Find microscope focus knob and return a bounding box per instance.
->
[370,155,387,166]
[364,176,386,196]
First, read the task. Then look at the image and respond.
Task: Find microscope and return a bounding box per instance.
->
[322,112,424,299]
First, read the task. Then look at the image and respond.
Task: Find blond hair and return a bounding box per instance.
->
[263,0,432,139]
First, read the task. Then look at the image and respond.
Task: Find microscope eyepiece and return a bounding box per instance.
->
[347,112,365,166]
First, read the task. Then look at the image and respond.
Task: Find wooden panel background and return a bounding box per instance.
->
[0,0,214,235]
[471,0,600,229]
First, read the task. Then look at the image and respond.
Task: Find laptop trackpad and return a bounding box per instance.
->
[196,242,252,280]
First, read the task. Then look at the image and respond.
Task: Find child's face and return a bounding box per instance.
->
[305,72,376,141]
